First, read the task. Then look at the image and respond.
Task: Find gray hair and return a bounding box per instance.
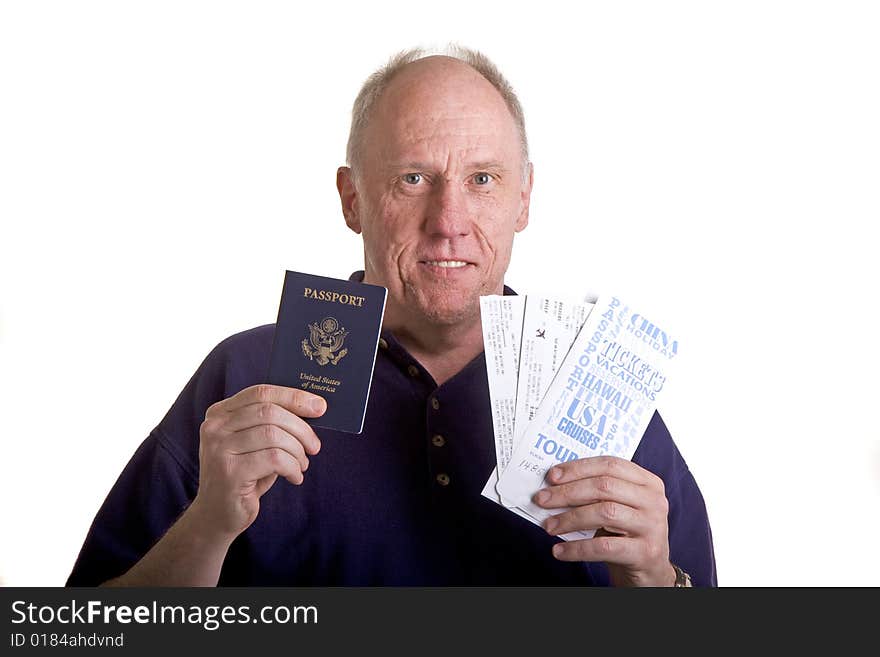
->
[345,44,530,181]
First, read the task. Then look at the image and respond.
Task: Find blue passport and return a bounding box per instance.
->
[267,270,388,434]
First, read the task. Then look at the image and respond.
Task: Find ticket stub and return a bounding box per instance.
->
[512,298,593,450]
[480,469,541,524]
[481,295,591,512]
[496,295,679,540]
[479,295,526,481]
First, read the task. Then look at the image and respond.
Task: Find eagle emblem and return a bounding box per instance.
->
[302,317,349,366]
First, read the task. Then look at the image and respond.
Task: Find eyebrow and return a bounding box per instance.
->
[469,161,509,172]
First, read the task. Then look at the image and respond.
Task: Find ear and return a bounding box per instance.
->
[336,166,362,234]
[514,162,533,233]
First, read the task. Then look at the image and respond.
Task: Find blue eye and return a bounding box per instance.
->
[473,172,491,185]
[403,173,422,184]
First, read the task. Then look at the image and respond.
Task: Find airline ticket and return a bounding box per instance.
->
[485,294,679,540]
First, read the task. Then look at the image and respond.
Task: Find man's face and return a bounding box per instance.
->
[338,56,532,327]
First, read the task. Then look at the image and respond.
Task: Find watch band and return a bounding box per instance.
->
[671,562,693,587]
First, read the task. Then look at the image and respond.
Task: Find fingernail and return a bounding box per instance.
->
[548,466,561,482]
[552,544,563,558]
[544,518,558,535]
[534,489,550,506]
[311,398,326,414]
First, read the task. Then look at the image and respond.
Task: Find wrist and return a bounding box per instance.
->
[608,561,680,587]
[182,498,239,551]
[644,561,678,587]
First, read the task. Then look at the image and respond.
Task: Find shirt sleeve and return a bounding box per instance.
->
[666,465,718,587]
[65,326,272,586]
[65,431,198,586]
[633,412,718,587]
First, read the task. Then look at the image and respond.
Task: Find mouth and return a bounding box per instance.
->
[420,259,471,269]
[416,259,477,278]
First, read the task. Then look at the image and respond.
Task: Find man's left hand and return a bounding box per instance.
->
[533,455,676,587]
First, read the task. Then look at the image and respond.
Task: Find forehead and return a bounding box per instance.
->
[364,58,522,165]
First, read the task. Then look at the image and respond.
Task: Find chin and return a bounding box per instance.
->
[412,289,480,326]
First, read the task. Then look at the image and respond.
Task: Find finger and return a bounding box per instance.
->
[551,534,641,566]
[543,501,648,538]
[546,456,661,489]
[254,473,278,497]
[234,447,305,486]
[212,384,327,419]
[223,402,322,455]
[227,425,310,472]
[532,475,646,510]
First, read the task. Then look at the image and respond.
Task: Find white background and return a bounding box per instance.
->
[1,1,878,586]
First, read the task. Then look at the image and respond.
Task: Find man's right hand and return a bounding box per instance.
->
[101,384,325,586]
[188,384,326,542]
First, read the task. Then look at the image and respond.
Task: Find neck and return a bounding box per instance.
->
[382,303,485,386]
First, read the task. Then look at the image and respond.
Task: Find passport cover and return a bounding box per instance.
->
[267,270,388,434]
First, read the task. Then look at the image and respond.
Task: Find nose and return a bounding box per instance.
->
[424,178,471,238]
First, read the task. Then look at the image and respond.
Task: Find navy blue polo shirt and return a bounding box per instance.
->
[67,274,717,586]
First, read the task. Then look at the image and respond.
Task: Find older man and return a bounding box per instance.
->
[68,47,716,587]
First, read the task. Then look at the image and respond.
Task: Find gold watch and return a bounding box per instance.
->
[671,562,693,587]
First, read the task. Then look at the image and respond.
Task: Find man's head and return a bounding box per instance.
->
[337,46,533,328]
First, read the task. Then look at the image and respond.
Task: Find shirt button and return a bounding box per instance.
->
[407,365,419,377]
[435,473,450,486]
[431,397,440,411]
[378,338,388,350]
[431,434,445,447]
